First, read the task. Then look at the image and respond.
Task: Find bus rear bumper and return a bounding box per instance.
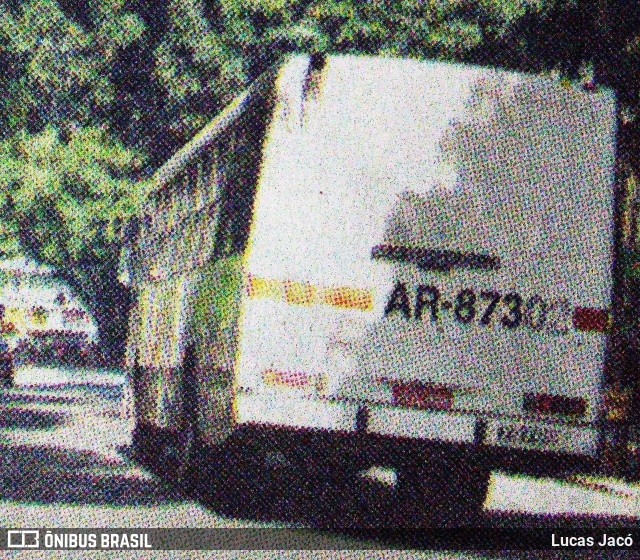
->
[131,394,600,483]
[235,392,361,433]
[236,393,600,451]
[235,393,476,445]
[234,393,600,476]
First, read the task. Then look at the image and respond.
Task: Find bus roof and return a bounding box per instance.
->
[139,53,616,207]
[142,64,282,204]
[149,89,251,194]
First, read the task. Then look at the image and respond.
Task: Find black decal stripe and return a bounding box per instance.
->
[372,244,500,271]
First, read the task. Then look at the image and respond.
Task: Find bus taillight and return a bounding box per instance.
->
[523,393,587,417]
[391,381,454,411]
[573,307,610,332]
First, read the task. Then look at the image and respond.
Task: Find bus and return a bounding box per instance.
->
[119,53,640,527]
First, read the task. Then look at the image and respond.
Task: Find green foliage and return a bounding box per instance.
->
[216,0,560,63]
[153,0,245,143]
[0,0,145,135]
[0,126,142,267]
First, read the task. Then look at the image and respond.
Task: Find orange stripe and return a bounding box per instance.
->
[284,281,316,306]
[263,369,310,387]
[247,275,373,311]
[246,275,283,300]
[320,286,374,311]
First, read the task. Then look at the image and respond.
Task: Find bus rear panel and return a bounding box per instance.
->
[234,55,617,463]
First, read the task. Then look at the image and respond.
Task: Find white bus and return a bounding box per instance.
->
[119,53,640,526]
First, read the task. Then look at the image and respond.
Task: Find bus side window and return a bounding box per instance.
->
[213,137,233,257]
[632,176,640,249]
[118,217,141,287]
[183,153,219,214]
[187,162,203,211]
[140,214,153,257]
[214,116,263,257]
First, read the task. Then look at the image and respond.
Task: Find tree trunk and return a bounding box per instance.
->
[89,285,133,367]
[58,262,133,368]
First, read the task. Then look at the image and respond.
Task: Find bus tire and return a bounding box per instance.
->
[214,433,341,524]
[171,346,200,496]
[208,434,285,521]
[397,450,490,527]
[302,459,365,529]
[434,455,490,526]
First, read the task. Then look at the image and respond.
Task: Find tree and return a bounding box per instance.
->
[0,0,150,362]
[148,0,246,167]
[0,126,142,362]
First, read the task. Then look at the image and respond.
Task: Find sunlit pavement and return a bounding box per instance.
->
[486,472,640,519]
[0,366,638,559]
[0,368,261,528]
[13,364,127,389]
[0,374,478,559]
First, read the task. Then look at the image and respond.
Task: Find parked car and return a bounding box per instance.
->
[14,330,100,367]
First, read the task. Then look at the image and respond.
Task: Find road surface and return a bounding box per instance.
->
[0,366,637,558]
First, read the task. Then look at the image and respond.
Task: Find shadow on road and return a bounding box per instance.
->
[0,379,636,541]
[0,392,80,406]
[0,407,66,430]
[188,458,640,533]
[215,485,640,530]
[0,383,184,510]
[0,443,183,507]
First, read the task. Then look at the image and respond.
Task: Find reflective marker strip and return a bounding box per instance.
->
[246,275,374,311]
[262,369,311,388]
[391,381,454,411]
[573,307,611,333]
[284,281,316,306]
[321,286,373,310]
[523,393,587,417]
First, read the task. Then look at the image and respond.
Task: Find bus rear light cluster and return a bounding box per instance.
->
[262,369,311,388]
[391,381,454,411]
[572,307,610,333]
[523,393,587,417]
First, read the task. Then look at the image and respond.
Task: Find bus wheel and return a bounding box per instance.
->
[172,346,200,495]
[299,458,365,529]
[210,435,286,521]
[151,422,200,496]
[218,433,339,524]
[396,450,490,527]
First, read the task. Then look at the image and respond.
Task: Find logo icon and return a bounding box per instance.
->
[7,530,39,548]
